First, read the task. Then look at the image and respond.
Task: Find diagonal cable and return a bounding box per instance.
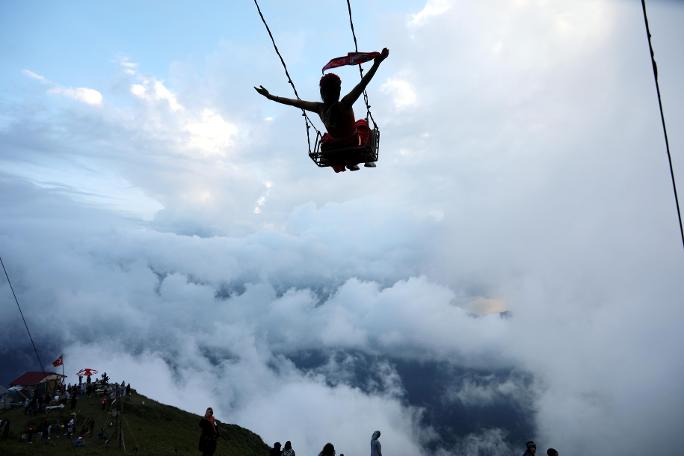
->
[640,0,684,249]
[346,0,377,128]
[252,0,321,152]
[1,256,46,372]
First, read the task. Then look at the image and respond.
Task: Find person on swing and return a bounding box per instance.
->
[255,48,389,172]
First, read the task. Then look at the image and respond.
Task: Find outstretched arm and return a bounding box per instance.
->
[254,86,321,113]
[340,48,389,107]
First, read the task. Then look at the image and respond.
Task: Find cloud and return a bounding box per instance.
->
[381,78,417,110]
[185,109,239,156]
[408,0,452,28]
[130,77,183,112]
[3,1,684,455]
[22,68,103,106]
[119,57,138,76]
[444,375,531,407]
[22,69,47,82]
[48,87,103,106]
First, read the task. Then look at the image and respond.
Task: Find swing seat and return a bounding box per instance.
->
[309,126,380,170]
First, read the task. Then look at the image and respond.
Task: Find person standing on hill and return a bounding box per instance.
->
[198,407,219,456]
[319,442,336,456]
[522,441,537,456]
[370,431,382,456]
[270,441,283,456]
[282,440,296,456]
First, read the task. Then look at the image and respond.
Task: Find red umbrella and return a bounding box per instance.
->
[76,368,98,377]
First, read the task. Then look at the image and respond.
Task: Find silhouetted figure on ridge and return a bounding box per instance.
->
[522,441,536,456]
[283,440,296,456]
[271,441,282,456]
[319,442,336,456]
[546,448,558,456]
[371,430,382,456]
[198,407,219,456]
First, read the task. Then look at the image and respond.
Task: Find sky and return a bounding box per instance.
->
[1,0,684,455]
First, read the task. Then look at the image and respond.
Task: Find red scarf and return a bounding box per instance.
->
[322,52,380,72]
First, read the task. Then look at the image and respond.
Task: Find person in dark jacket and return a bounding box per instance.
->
[319,442,336,456]
[270,441,283,456]
[522,441,537,456]
[198,407,219,456]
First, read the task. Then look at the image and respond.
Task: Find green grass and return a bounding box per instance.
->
[0,389,270,456]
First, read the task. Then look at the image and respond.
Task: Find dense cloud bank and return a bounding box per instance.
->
[2,1,684,455]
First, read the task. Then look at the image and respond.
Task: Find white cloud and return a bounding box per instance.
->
[153,79,183,112]
[130,83,146,97]
[22,69,48,82]
[22,68,103,106]
[380,78,417,110]
[408,0,451,28]
[129,77,183,112]
[184,109,238,156]
[119,57,138,76]
[3,2,684,455]
[48,86,103,106]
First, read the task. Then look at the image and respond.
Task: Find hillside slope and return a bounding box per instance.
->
[0,389,270,456]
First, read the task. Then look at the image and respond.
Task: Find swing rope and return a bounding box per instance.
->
[252,0,321,152]
[345,0,378,129]
[1,256,46,373]
[640,0,684,249]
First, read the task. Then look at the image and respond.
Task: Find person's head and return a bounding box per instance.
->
[526,441,536,454]
[274,442,281,449]
[546,449,558,456]
[204,407,213,418]
[320,73,341,104]
[284,441,292,450]
[320,442,335,456]
[372,431,381,440]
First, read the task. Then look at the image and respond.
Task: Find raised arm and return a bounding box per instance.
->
[340,48,389,107]
[254,86,321,113]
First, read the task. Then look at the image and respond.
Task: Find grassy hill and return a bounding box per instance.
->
[0,389,270,456]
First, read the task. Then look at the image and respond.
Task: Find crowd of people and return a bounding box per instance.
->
[198,408,560,456]
[522,440,559,456]
[1,373,133,449]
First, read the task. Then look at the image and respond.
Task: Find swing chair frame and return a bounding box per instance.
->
[309,127,380,168]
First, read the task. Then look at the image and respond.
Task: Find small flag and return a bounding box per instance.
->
[52,355,63,367]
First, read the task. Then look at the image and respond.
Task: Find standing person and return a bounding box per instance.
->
[198,407,219,456]
[282,441,295,456]
[270,442,282,456]
[522,441,537,456]
[370,431,382,456]
[319,442,336,456]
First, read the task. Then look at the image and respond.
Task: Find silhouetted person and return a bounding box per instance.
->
[547,449,558,456]
[371,431,382,456]
[271,441,283,456]
[0,418,10,440]
[283,440,295,456]
[523,441,536,456]
[198,407,219,456]
[256,48,389,172]
[319,442,336,456]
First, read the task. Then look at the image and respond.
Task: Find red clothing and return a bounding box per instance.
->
[321,119,371,173]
